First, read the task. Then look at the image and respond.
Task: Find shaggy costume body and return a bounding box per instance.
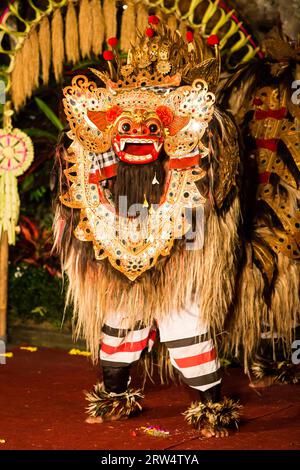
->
[54,20,299,434]
[219,26,300,381]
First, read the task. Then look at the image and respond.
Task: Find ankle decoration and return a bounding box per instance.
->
[184,397,242,432]
[85,382,144,419]
[252,357,300,385]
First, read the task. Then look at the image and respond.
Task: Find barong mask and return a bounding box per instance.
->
[61,19,220,280]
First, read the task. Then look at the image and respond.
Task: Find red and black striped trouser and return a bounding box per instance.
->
[100,303,221,392]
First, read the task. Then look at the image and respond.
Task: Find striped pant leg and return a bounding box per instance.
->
[100,312,153,368]
[159,302,221,392]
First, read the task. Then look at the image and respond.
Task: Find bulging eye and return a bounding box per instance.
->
[121,122,131,132]
[149,123,158,134]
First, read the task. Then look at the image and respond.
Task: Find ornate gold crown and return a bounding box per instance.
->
[90,16,221,92]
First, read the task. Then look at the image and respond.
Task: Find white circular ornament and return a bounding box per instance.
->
[0,128,34,176]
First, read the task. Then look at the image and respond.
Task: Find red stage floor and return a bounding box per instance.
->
[0,347,299,450]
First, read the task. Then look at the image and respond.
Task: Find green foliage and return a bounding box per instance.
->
[23,128,58,142]
[8,264,71,328]
[21,174,47,202]
[34,97,64,131]
[7,63,94,328]
[29,185,47,203]
[21,173,35,192]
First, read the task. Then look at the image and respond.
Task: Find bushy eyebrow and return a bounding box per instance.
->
[116,110,159,120]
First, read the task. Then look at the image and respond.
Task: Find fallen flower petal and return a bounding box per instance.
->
[68,348,91,357]
[20,347,38,352]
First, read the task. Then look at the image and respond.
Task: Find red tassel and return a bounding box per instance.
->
[145,27,154,37]
[103,50,115,60]
[148,15,159,25]
[186,31,194,43]
[207,35,219,46]
[108,37,118,47]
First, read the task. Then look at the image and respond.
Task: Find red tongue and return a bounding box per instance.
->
[125,143,154,156]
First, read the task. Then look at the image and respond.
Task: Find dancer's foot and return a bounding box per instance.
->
[85,383,144,424]
[85,416,104,424]
[85,414,127,424]
[200,426,229,438]
[184,396,241,437]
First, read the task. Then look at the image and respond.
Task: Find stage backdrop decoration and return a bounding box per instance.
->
[0,103,34,245]
[0,0,262,112]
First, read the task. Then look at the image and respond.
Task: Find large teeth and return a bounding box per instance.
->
[121,138,156,144]
[124,153,153,161]
[117,138,161,158]
[153,141,161,152]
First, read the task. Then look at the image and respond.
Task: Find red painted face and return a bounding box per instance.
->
[111,109,164,164]
[86,104,189,163]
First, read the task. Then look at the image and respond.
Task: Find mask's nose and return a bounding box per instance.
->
[131,123,149,135]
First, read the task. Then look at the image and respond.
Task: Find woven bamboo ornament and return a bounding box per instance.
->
[21,32,31,101]
[120,2,136,52]
[52,8,65,82]
[1,0,262,113]
[65,0,80,64]
[38,16,51,85]
[30,29,40,91]
[0,105,34,245]
[91,0,105,55]
[103,0,117,40]
[136,3,149,34]
[79,0,93,58]
[11,49,24,112]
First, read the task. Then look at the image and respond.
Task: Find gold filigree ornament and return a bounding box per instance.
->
[249,83,300,263]
[0,104,34,244]
[156,60,171,75]
[63,75,215,160]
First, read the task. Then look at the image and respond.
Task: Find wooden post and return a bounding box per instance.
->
[0,231,9,342]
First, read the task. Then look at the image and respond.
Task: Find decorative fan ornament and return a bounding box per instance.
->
[0,106,34,244]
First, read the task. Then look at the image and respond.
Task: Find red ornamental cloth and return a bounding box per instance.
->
[88,164,118,183]
[255,108,287,121]
[168,155,200,169]
[259,171,271,184]
[255,138,278,152]
[89,156,201,185]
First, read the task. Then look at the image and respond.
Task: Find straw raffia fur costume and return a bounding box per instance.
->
[219,26,300,383]
[53,19,299,435]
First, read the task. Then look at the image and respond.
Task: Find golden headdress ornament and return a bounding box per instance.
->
[90,15,221,93]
